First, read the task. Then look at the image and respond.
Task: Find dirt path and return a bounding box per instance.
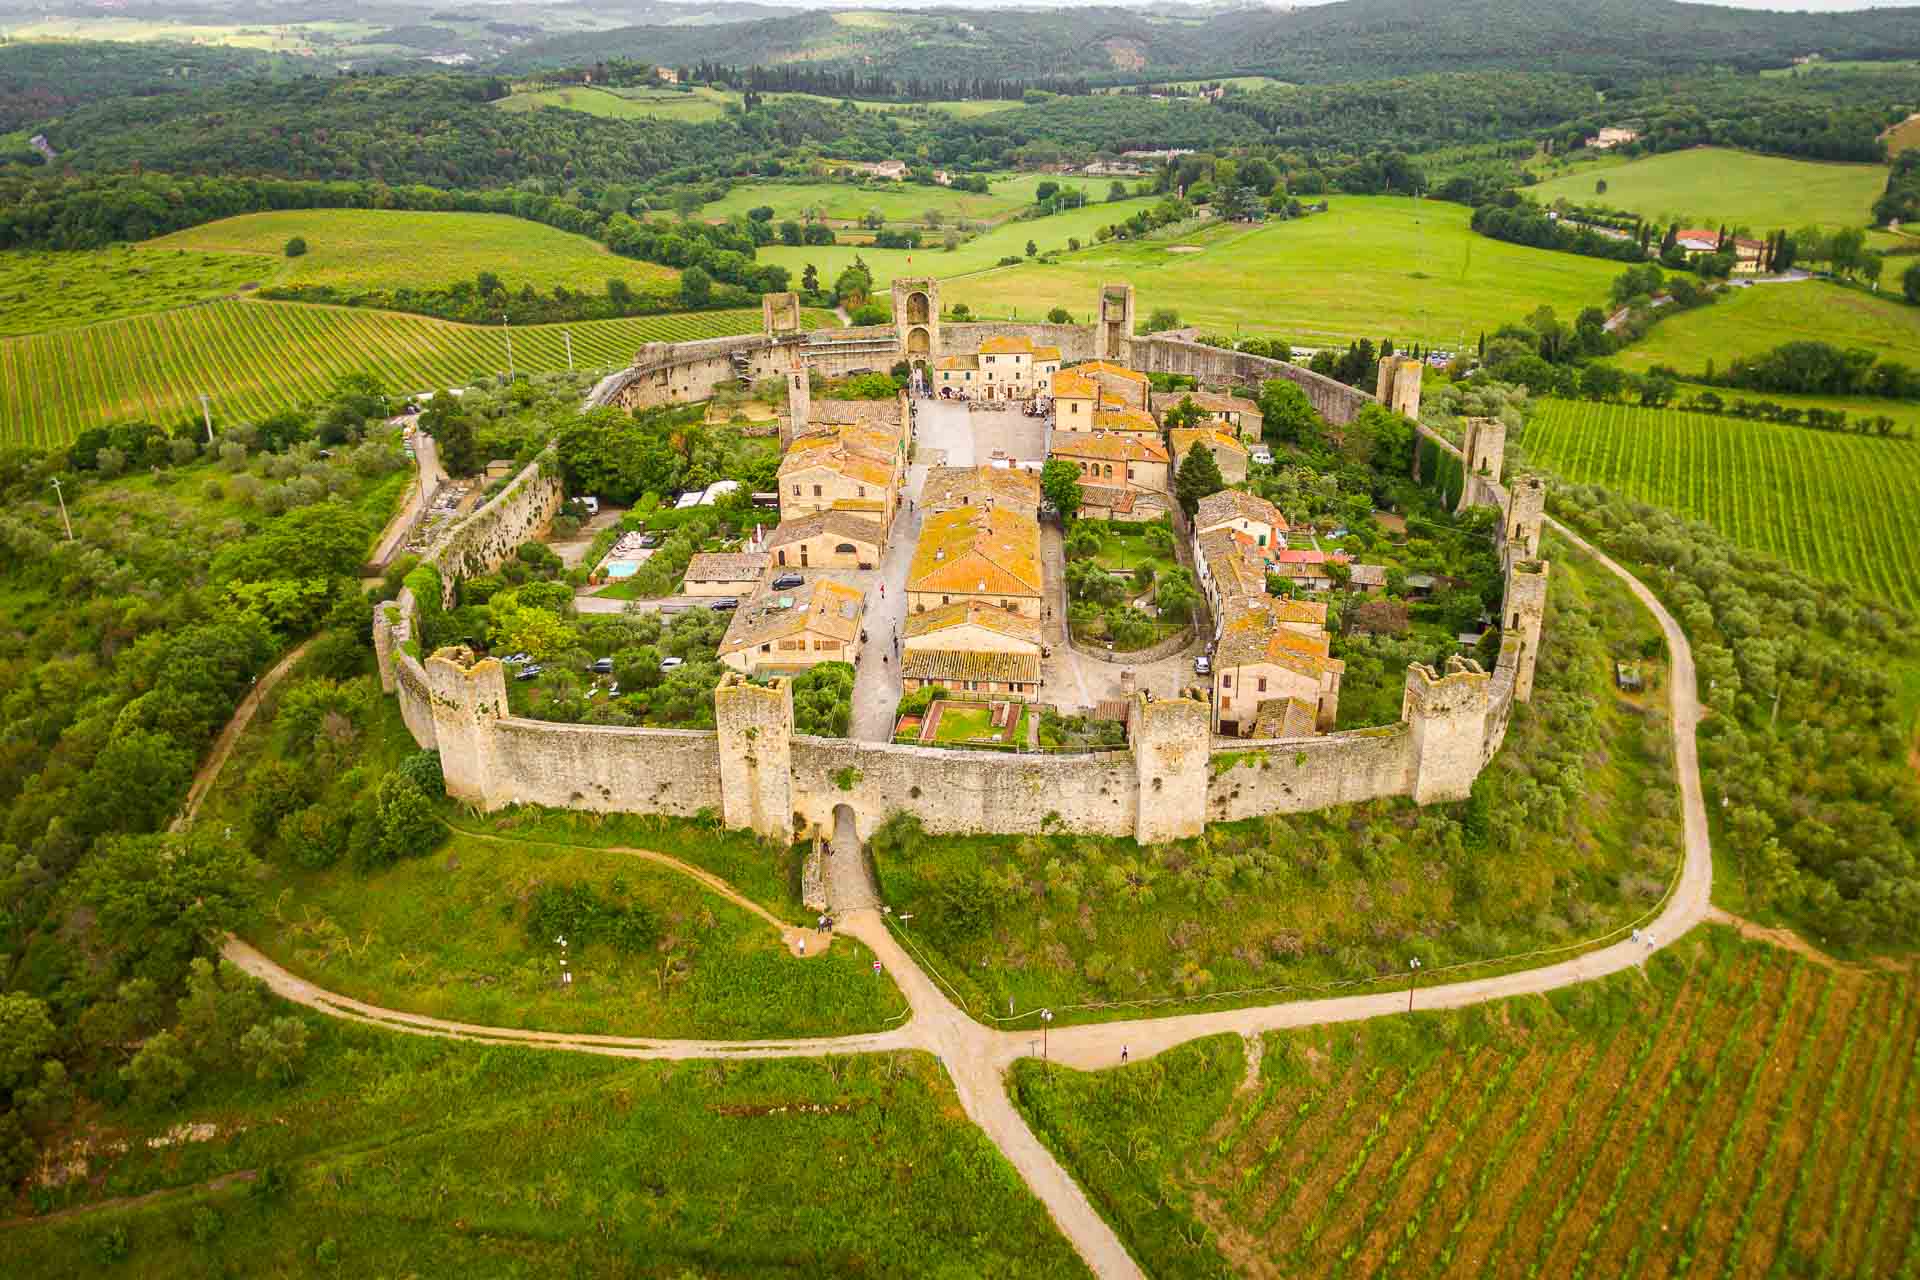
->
[1705,906,1853,970]
[157,433,1720,1280]
[171,637,317,834]
[0,1170,258,1231]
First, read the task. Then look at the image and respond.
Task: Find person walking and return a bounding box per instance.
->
[1120,1047,1129,1064]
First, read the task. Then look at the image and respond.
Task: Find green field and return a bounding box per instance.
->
[145,209,676,295]
[1015,927,1920,1279]
[1611,279,1920,375]
[936,196,1624,345]
[1527,147,1886,234]
[702,173,1067,225]
[0,302,832,444]
[497,83,732,122]
[1522,397,1920,609]
[0,245,270,337]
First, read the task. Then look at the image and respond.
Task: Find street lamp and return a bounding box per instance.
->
[1407,956,1423,1014]
[1041,1008,1053,1062]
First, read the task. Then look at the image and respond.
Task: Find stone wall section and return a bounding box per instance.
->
[1206,726,1413,822]
[434,457,565,599]
[1132,336,1372,425]
[490,719,724,816]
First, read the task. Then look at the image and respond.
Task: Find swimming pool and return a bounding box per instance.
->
[603,559,640,578]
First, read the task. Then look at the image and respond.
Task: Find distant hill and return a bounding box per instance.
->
[498,0,1920,84]
[0,39,323,134]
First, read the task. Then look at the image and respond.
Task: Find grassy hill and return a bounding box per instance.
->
[937,196,1622,347]
[701,173,1062,226]
[0,245,267,337]
[1015,927,1920,1279]
[0,302,832,445]
[1608,279,1920,375]
[1526,147,1887,235]
[495,83,735,123]
[144,210,676,297]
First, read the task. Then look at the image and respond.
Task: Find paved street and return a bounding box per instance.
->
[848,462,926,740]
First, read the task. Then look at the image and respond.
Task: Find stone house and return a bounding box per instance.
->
[874,159,909,180]
[777,426,898,532]
[1072,359,1150,411]
[1077,484,1169,523]
[1212,595,1344,735]
[1048,431,1170,494]
[921,464,1041,519]
[907,505,1043,618]
[718,578,863,675]
[1051,369,1099,431]
[1168,428,1249,486]
[765,511,885,571]
[1264,548,1351,592]
[682,552,770,597]
[1151,389,1264,441]
[932,335,1060,401]
[901,601,1044,700]
[1194,488,1287,549]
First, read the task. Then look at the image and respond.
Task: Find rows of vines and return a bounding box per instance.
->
[0,301,833,445]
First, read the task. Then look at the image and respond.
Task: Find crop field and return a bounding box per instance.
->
[1526,147,1886,234]
[702,173,1067,225]
[144,209,675,295]
[1015,927,1920,1279]
[1609,279,1920,375]
[496,84,732,122]
[938,196,1623,346]
[0,302,831,444]
[1522,397,1920,609]
[0,245,269,337]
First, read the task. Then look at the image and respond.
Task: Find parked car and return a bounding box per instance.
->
[514,664,544,681]
[589,657,613,674]
[1249,447,1275,466]
[638,533,661,549]
[770,573,804,590]
[660,657,685,672]
[1194,653,1212,676]
[709,597,740,611]
[580,496,600,516]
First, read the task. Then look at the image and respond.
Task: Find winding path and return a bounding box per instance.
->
[204,498,1714,1280]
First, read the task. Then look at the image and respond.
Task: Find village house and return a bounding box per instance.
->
[907,505,1044,618]
[1194,488,1287,549]
[1193,527,1273,619]
[900,602,1044,701]
[682,552,770,598]
[921,464,1042,519]
[1048,431,1170,494]
[874,159,909,180]
[1150,389,1264,441]
[1072,359,1150,411]
[718,578,864,675]
[1076,484,1170,523]
[764,510,885,571]
[931,335,1061,401]
[1168,427,1250,485]
[777,425,899,531]
[1587,126,1639,149]
[1264,548,1352,593]
[1212,594,1344,737]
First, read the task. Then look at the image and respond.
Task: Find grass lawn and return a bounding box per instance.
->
[1525,146,1886,234]
[1,1031,1088,1277]
[1091,532,1176,579]
[1609,278,1920,375]
[755,192,1165,295]
[1012,925,1918,1279]
[878,533,1680,1025]
[145,209,676,295]
[0,245,271,336]
[1520,397,1920,611]
[496,83,732,122]
[702,173,1063,226]
[937,196,1625,347]
[930,703,995,742]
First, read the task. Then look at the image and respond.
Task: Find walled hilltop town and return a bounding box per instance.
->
[373,281,1549,853]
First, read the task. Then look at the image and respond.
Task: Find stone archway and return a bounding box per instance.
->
[905,291,931,325]
[906,326,930,356]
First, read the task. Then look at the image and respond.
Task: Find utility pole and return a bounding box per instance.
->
[50,477,73,542]
[563,328,574,373]
[502,313,515,382]
[199,393,213,444]
[1407,956,1422,1014]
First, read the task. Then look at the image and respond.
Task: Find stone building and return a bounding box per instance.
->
[1077,485,1169,523]
[907,505,1043,618]
[1052,362,1156,433]
[765,510,885,571]
[931,334,1061,401]
[1168,427,1249,485]
[1194,488,1287,549]
[682,552,769,597]
[1150,389,1263,441]
[718,578,864,674]
[1049,430,1170,493]
[921,464,1041,519]
[777,425,898,531]
[901,601,1044,700]
[1213,594,1344,735]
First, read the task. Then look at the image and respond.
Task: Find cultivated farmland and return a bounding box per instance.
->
[1014,927,1920,1279]
[1526,146,1886,234]
[700,173,1068,226]
[0,245,268,337]
[0,302,833,444]
[1609,278,1920,375]
[145,209,676,295]
[1521,398,1920,610]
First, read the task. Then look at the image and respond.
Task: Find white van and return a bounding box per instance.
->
[580,496,600,516]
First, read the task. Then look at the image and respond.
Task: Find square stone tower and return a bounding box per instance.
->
[1095,282,1136,362]
[1128,689,1211,844]
[1504,474,1547,564]
[1458,416,1507,512]
[1503,559,1551,702]
[425,646,508,808]
[715,672,794,842]
[783,339,810,444]
[762,291,802,336]
[891,277,940,361]
[1375,356,1423,419]
[1402,656,1491,804]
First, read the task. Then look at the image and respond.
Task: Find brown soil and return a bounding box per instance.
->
[1705,907,1852,971]
[1782,982,1892,1265]
[1825,978,1918,1272]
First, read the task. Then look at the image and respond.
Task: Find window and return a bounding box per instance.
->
[791,483,800,496]
[835,542,856,554]
[1222,675,1232,689]
[942,595,950,604]
[1258,677,1267,693]
[812,484,822,497]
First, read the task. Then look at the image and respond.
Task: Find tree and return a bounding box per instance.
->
[1146,308,1181,333]
[1025,239,1037,257]
[679,265,712,308]
[79,832,261,981]
[1595,179,1608,195]
[1035,180,1059,202]
[123,1030,193,1107]
[373,772,441,866]
[1040,458,1082,520]
[1154,567,1199,621]
[284,236,307,257]
[1047,307,1071,324]
[1108,181,1128,203]
[418,400,480,476]
[239,1018,310,1085]
[1258,377,1319,445]
[746,205,774,223]
[1903,260,1920,305]
[1174,442,1226,516]
[0,994,55,1098]
[801,263,819,294]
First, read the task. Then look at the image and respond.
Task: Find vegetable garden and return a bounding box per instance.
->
[1014,927,1920,1279]
[0,301,832,445]
[1522,398,1920,610]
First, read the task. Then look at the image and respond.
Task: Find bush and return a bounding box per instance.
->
[395,749,446,800]
[284,236,307,257]
[524,883,659,954]
[373,772,441,865]
[283,805,347,869]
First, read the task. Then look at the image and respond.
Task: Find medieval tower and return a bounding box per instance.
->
[1094,282,1136,361]
[891,277,940,362]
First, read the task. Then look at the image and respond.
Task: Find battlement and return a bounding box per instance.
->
[715,672,795,841]
[1505,474,1547,561]
[1129,689,1212,844]
[425,646,507,805]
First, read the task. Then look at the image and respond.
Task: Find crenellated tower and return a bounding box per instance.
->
[1128,690,1211,844]
[425,646,507,807]
[1502,558,1551,702]
[1403,656,1491,804]
[715,672,795,842]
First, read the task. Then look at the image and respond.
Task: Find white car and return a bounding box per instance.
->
[1250,447,1275,466]
[660,657,685,672]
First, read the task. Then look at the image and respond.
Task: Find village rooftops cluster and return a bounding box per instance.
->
[908,504,1044,616]
[718,577,864,675]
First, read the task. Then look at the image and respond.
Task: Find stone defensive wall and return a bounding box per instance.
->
[373,306,1549,847]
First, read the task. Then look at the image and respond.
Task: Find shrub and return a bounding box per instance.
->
[395,749,446,800]
[373,772,441,864]
[284,236,307,257]
[283,805,346,870]
[122,1030,194,1106]
[524,883,659,954]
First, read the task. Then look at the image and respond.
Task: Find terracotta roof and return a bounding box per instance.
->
[1252,696,1318,739]
[1074,360,1148,385]
[1349,563,1388,587]
[1050,431,1167,464]
[1194,488,1286,532]
[980,335,1038,355]
[1270,548,1350,565]
[934,354,980,371]
[1198,529,1269,599]
[904,600,1043,647]
[1032,345,1062,361]
[921,465,1040,513]
[719,578,864,655]
[763,510,884,551]
[830,497,888,515]
[902,649,1042,684]
[1168,427,1248,458]
[1216,598,1344,676]
[1151,389,1261,417]
[778,441,893,490]
[1078,484,1137,515]
[1094,408,1160,433]
[683,551,769,583]
[908,505,1043,596]
[1052,370,1097,399]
